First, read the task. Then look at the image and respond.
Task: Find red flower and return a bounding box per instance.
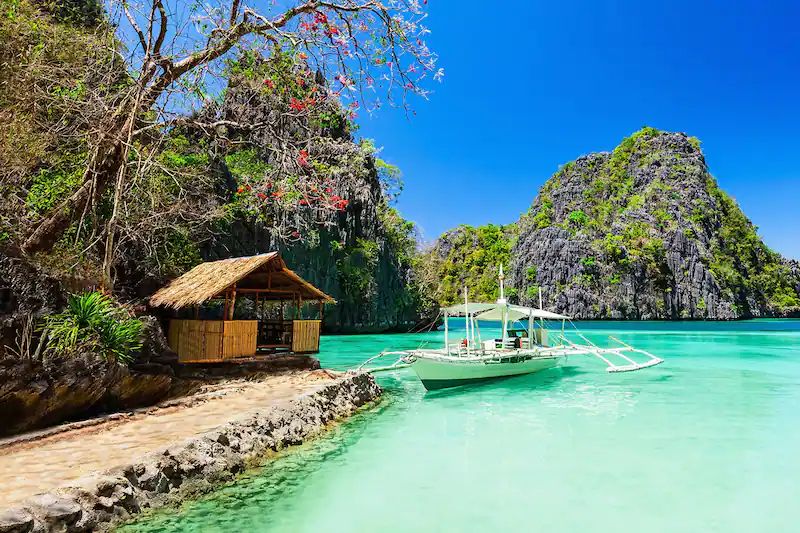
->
[263,78,275,89]
[297,149,310,167]
[324,25,339,36]
[289,97,306,111]
[298,52,308,60]
[325,187,333,194]
[291,230,301,238]
[299,199,309,206]
[237,186,244,193]
[314,12,328,24]
[257,193,267,200]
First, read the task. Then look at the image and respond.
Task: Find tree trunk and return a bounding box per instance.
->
[21,112,132,256]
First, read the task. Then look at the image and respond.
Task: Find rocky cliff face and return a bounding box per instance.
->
[507,128,800,319]
[186,59,429,333]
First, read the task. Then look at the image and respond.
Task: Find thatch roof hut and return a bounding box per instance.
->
[151,253,334,363]
[150,253,334,309]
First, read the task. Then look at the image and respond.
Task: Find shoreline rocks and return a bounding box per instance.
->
[0,372,381,532]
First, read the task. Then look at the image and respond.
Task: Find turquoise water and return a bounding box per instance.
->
[121,320,800,532]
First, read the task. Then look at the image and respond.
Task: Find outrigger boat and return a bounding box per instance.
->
[359,267,664,391]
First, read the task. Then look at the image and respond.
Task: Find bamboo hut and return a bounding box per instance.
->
[150,253,334,363]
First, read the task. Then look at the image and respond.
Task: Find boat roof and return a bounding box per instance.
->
[441,302,570,321]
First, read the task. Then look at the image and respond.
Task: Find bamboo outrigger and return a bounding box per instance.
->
[150,253,334,363]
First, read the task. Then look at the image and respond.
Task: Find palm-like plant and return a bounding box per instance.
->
[44,292,143,365]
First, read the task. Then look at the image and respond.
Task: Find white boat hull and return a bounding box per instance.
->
[409,352,562,390]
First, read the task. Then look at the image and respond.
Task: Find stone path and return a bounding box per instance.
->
[0,370,337,510]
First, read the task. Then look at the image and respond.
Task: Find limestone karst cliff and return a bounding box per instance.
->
[426,128,800,319]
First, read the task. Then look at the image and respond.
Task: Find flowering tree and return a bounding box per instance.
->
[21,0,441,270]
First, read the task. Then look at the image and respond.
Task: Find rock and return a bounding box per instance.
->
[0,351,175,437]
[0,508,34,533]
[26,494,81,528]
[508,129,799,319]
[0,251,66,352]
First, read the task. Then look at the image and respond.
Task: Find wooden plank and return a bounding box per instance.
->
[292,320,321,353]
[222,320,257,359]
[203,320,224,360]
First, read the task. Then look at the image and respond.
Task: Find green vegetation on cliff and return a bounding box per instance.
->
[420,224,516,306]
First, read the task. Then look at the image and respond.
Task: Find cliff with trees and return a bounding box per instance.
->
[425,128,800,319]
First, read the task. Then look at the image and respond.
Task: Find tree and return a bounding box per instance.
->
[21,0,441,278]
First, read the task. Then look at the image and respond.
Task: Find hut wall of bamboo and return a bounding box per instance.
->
[291,320,322,353]
[169,319,258,362]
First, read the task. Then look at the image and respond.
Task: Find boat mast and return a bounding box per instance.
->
[444,308,449,355]
[464,286,471,355]
[538,286,545,332]
[499,265,508,343]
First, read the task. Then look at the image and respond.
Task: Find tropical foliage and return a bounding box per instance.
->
[420,224,517,306]
[44,292,143,364]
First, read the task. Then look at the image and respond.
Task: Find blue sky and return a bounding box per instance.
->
[355,0,800,259]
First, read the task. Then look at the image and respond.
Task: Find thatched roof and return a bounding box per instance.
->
[150,253,334,309]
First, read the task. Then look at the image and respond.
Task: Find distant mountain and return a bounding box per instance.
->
[425,128,800,319]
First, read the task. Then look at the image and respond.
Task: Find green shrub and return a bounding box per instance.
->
[567,209,588,227]
[44,292,143,364]
[532,199,553,229]
[526,285,540,300]
[26,156,85,215]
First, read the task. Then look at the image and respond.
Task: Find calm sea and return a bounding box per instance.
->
[120,320,800,532]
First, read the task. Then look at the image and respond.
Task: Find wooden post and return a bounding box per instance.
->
[193,305,199,319]
[228,283,237,320]
[318,301,324,320]
[222,290,229,321]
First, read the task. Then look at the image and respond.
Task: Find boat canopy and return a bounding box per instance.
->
[440,302,498,316]
[476,304,570,322]
[441,302,570,321]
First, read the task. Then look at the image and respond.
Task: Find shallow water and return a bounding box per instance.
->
[120,320,800,532]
